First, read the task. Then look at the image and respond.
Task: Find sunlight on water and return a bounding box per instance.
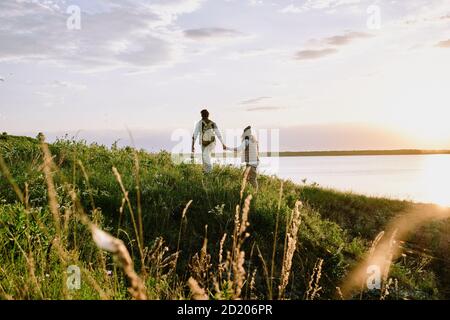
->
[419,155,450,207]
[214,154,450,207]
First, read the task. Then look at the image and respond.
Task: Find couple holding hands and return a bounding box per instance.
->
[192,109,259,190]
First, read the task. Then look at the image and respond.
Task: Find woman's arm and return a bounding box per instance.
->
[226,139,248,152]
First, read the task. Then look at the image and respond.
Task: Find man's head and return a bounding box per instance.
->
[200,109,209,119]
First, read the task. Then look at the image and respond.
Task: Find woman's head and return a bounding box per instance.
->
[242,126,252,140]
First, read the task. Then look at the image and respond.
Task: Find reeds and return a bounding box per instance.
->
[189,225,212,288]
[278,201,302,299]
[40,137,62,236]
[269,181,283,299]
[218,233,227,283]
[231,195,252,299]
[175,200,193,268]
[305,258,323,300]
[112,166,145,269]
[91,225,147,300]
[40,135,144,299]
[2,134,446,300]
[188,277,208,300]
[380,229,398,300]
[196,193,253,300]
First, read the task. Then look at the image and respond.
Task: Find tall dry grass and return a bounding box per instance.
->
[1,134,447,300]
[341,203,450,299]
[91,226,147,300]
[278,201,302,299]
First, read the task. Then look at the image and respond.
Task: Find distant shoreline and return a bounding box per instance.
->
[3,134,449,157]
[195,149,450,157]
[273,150,450,157]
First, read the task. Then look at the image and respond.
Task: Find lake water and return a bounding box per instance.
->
[214,154,450,206]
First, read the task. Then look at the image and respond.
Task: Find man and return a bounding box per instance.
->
[192,109,226,173]
[225,126,259,190]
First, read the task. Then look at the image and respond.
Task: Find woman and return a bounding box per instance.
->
[225,126,259,191]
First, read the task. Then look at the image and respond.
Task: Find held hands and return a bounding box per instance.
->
[222,144,227,151]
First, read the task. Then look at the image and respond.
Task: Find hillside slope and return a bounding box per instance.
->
[0,133,448,299]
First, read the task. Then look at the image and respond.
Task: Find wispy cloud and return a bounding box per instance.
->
[324,31,373,46]
[295,48,338,60]
[295,31,372,60]
[51,80,87,91]
[436,39,450,48]
[240,96,271,104]
[184,28,244,40]
[226,48,282,60]
[0,0,205,71]
[279,4,304,14]
[246,106,284,112]
[248,0,264,6]
[280,0,361,14]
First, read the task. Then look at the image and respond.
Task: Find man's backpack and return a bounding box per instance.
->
[201,120,216,147]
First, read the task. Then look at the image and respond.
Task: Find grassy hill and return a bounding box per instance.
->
[0,133,448,300]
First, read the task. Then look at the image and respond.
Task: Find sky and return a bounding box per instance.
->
[0,0,449,152]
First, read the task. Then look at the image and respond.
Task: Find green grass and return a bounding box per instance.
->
[0,133,448,300]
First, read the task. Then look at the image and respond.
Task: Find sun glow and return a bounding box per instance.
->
[421,155,450,207]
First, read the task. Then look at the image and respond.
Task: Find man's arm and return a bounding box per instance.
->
[213,123,225,146]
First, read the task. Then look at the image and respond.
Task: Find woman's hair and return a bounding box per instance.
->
[200,109,209,119]
[242,126,252,140]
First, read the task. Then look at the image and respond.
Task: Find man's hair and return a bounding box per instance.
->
[200,109,209,119]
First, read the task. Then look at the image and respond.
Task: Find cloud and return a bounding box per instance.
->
[295,48,338,60]
[246,106,284,112]
[51,80,87,90]
[436,39,450,48]
[324,31,372,46]
[0,0,204,71]
[226,48,285,61]
[34,90,66,108]
[184,28,244,40]
[280,0,361,14]
[399,1,450,26]
[277,124,416,151]
[248,0,264,6]
[240,96,272,104]
[149,0,206,19]
[279,4,304,14]
[295,31,373,60]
